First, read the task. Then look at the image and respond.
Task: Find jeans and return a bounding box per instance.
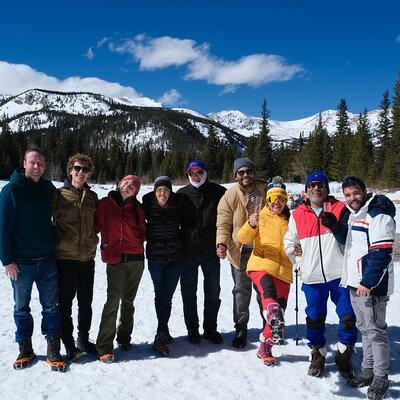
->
[96,260,144,355]
[11,257,60,342]
[57,259,95,348]
[148,261,181,334]
[302,278,357,347]
[180,254,221,333]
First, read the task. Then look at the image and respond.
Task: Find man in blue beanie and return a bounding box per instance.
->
[284,170,357,378]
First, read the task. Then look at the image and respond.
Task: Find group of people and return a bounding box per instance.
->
[0,148,395,399]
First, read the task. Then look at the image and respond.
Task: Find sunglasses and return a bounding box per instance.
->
[307,181,325,190]
[267,195,287,203]
[72,165,90,173]
[236,169,254,177]
[189,170,204,177]
[155,187,171,194]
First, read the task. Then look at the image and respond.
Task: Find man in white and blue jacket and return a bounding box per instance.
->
[321,176,395,400]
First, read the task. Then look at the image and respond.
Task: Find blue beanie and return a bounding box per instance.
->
[305,170,330,193]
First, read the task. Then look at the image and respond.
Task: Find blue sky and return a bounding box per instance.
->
[1,0,400,119]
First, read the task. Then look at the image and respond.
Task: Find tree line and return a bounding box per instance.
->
[0,74,400,187]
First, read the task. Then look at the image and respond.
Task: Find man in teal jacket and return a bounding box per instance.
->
[0,146,66,372]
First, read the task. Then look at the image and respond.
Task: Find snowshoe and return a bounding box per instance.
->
[99,353,115,363]
[13,339,36,370]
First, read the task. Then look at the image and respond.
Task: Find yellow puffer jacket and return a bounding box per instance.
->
[236,206,293,283]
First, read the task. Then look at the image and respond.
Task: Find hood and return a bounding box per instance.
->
[9,167,49,189]
[368,194,396,218]
[62,178,90,190]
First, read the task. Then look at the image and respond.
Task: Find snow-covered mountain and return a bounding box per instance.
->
[209,109,382,141]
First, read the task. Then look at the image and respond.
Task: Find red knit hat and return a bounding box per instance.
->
[118,175,141,193]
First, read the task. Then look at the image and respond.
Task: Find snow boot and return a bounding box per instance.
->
[232,325,247,349]
[77,336,97,355]
[308,346,326,377]
[153,333,170,356]
[348,368,374,388]
[335,343,355,379]
[65,344,84,362]
[13,339,36,370]
[203,330,223,344]
[165,332,174,345]
[257,342,276,366]
[188,330,201,344]
[46,337,67,372]
[367,375,390,400]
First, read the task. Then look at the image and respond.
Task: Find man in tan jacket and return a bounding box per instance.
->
[216,157,265,348]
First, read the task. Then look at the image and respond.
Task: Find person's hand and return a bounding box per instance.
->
[321,211,338,231]
[216,243,227,259]
[356,284,371,297]
[249,213,259,228]
[293,244,303,257]
[5,262,19,281]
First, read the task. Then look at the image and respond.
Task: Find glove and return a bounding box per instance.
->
[320,211,339,232]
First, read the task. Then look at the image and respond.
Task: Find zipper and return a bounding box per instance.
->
[316,213,327,283]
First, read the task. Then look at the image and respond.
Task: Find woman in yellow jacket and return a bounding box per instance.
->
[236,177,292,366]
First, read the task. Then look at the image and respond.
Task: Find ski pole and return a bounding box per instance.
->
[295,266,299,345]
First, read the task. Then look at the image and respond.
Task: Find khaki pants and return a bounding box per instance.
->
[96,260,144,355]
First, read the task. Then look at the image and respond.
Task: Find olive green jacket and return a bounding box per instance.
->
[53,180,98,261]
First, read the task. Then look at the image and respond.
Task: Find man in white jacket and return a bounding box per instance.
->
[284,170,357,378]
[321,176,395,400]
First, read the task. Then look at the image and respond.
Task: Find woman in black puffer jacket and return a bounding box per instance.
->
[142,176,184,356]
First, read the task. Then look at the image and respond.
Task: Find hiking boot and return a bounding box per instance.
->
[257,342,276,366]
[118,342,133,351]
[46,337,67,372]
[188,330,201,344]
[367,375,390,400]
[13,339,36,370]
[99,353,114,363]
[77,336,97,355]
[264,303,285,345]
[203,330,223,344]
[153,333,170,356]
[232,325,247,349]
[165,332,174,345]
[348,368,374,388]
[335,343,355,379]
[65,344,84,362]
[308,346,326,377]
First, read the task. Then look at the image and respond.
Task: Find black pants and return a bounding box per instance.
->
[57,259,95,348]
[180,254,221,333]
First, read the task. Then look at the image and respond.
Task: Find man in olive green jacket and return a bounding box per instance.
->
[216,157,265,349]
[53,154,98,360]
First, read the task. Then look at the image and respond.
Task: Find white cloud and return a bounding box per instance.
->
[158,89,182,106]
[85,47,95,60]
[396,34,400,44]
[110,35,200,70]
[0,61,141,98]
[108,34,303,89]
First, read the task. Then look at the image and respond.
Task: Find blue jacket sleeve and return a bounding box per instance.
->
[332,208,350,245]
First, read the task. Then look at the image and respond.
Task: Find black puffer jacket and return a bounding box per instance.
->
[142,191,184,263]
[178,180,226,260]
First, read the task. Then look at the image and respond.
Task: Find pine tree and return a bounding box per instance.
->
[306,113,331,172]
[255,99,275,180]
[347,109,373,182]
[382,74,400,187]
[330,99,352,180]
[203,125,222,181]
[376,89,392,168]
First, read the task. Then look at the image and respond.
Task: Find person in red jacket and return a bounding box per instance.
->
[95,175,146,363]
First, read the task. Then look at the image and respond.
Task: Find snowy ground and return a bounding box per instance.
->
[0,181,399,400]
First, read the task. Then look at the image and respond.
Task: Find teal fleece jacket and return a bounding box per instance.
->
[0,168,56,266]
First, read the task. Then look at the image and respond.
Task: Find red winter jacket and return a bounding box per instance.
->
[96,191,146,265]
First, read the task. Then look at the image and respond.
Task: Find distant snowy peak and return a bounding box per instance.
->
[210,109,382,140]
[173,108,211,120]
[113,96,163,108]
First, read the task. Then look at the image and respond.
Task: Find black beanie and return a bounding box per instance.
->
[154,176,172,191]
